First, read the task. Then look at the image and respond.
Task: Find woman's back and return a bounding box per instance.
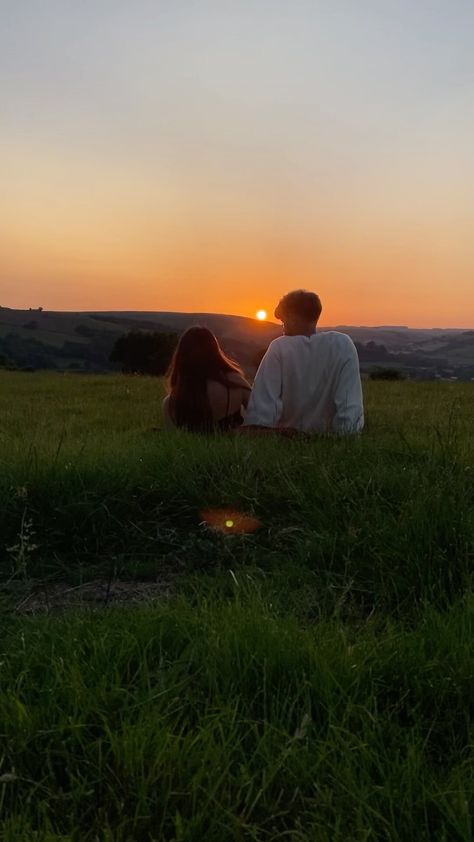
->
[206,372,250,425]
[163,327,251,432]
[163,373,249,431]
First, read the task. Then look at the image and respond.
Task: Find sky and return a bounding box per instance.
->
[1,0,473,327]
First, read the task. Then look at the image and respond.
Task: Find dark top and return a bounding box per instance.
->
[169,382,246,433]
[216,408,244,431]
[215,387,244,431]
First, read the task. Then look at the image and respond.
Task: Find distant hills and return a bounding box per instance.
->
[0,307,473,380]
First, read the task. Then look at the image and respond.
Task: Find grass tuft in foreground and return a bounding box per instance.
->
[1,594,474,841]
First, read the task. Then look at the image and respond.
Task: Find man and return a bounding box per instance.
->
[243,290,364,434]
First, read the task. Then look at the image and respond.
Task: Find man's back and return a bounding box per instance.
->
[244,331,364,434]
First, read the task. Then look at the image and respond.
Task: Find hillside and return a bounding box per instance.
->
[0,307,278,373]
[0,307,473,379]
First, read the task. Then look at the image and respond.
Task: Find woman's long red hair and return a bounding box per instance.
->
[166,327,245,431]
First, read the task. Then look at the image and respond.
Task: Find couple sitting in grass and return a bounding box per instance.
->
[163,289,364,435]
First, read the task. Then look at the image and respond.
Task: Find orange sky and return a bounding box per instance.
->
[1,2,473,327]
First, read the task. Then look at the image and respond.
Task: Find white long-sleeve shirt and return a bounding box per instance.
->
[244,331,364,434]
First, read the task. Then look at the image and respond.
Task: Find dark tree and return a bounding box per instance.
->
[361,341,389,361]
[110,330,178,375]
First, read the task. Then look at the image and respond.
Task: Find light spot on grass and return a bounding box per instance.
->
[200,508,261,534]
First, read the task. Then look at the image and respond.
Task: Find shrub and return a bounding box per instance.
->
[369,367,406,381]
[110,329,178,375]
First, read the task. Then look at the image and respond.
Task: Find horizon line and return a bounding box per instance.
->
[1,305,473,331]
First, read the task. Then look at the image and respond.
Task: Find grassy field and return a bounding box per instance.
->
[0,371,473,840]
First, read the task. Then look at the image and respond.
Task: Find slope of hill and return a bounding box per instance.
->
[0,307,472,378]
[91,310,281,345]
[0,308,280,373]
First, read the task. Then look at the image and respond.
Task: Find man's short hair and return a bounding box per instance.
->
[274,290,322,323]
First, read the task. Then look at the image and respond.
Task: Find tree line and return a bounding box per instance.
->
[110,330,178,375]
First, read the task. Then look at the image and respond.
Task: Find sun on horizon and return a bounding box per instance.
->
[256,310,267,321]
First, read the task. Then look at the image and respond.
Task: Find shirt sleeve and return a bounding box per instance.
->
[332,339,364,434]
[243,342,283,427]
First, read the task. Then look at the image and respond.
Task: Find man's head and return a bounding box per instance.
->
[274,290,322,336]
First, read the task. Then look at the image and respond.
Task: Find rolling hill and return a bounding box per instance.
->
[0,307,473,379]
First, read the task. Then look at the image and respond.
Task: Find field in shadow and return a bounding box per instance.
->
[0,372,473,840]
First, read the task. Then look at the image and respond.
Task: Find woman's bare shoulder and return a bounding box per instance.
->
[207,373,250,394]
[226,371,251,389]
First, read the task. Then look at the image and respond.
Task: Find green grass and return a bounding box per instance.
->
[1,372,472,611]
[0,371,473,840]
[1,597,473,840]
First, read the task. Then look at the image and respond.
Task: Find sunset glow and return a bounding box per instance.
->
[1,2,472,327]
[256,310,267,321]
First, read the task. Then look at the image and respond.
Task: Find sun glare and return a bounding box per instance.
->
[256,310,267,321]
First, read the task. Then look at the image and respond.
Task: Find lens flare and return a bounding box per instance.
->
[200,508,261,535]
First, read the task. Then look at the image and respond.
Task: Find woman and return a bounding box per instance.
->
[163,327,251,432]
